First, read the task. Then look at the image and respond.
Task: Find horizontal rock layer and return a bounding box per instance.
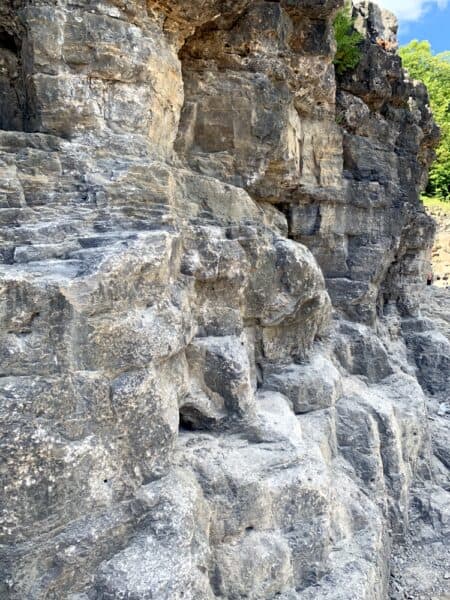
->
[0,1,448,599]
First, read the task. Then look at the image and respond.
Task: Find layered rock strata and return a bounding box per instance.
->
[0,1,448,599]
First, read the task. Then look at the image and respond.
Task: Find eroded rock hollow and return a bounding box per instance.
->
[0,1,448,598]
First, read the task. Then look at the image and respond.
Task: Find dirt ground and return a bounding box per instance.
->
[426,202,450,287]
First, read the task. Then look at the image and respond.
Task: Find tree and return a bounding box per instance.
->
[333,4,364,75]
[400,41,450,201]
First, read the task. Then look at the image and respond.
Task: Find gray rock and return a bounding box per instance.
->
[263,353,342,414]
[0,0,448,598]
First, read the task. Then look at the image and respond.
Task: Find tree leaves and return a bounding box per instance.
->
[333,5,364,75]
[400,40,450,201]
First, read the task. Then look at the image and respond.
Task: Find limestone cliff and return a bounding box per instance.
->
[0,1,448,599]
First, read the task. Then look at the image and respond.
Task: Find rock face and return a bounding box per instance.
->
[0,1,448,599]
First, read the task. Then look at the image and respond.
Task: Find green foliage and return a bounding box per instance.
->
[333,5,364,75]
[400,40,450,201]
[421,195,450,214]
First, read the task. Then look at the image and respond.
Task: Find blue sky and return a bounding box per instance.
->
[378,0,450,52]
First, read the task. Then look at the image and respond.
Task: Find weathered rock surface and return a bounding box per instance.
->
[0,1,448,599]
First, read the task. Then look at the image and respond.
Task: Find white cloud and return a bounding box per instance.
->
[378,0,448,21]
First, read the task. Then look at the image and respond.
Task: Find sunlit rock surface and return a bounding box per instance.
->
[0,1,448,598]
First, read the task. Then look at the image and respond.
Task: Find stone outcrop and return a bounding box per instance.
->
[0,1,448,599]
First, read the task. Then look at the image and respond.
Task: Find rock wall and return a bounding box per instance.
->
[0,1,448,599]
